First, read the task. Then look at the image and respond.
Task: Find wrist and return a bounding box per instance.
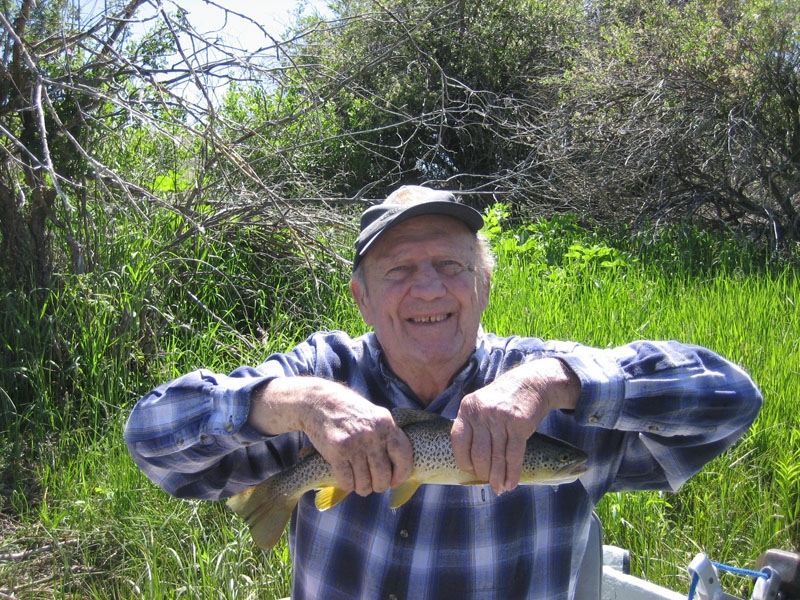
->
[518,358,581,413]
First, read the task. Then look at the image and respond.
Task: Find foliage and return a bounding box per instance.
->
[1,0,146,289]
[265,0,584,199]
[0,202,354,436]
[0,0,359,447]
[554,0,800,249]
[482,203,630,280]
[2,1,800,594]
[2,215,798,598]
[2,0,798,289]
[0,0,352,292]
[238,0,796,249]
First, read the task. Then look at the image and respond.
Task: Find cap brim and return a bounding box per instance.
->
[354,201,484,268]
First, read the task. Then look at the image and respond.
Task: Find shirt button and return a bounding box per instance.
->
[176,438,184,446]
[224,421,234,433]
[399,529,409,538]
[588,415,599,424]
[647,424,660,432]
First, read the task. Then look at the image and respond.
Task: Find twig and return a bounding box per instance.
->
[0,545,54,562]
[0,539,79,562]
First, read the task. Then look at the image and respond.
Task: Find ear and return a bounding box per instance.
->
[350,278,374,326]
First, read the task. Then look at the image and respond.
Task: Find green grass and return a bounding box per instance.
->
[481,225,799,596]
[1,215,798,598]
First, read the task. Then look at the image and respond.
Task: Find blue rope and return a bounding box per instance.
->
[711,560,771,580]
[686,560,770,600]
[687,574,700,600]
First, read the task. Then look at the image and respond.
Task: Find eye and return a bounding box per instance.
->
[385,264,413,280]
[435,260,466,277]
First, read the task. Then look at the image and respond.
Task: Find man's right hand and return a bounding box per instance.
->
[248,377,414,497]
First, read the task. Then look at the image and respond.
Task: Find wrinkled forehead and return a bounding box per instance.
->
[366,214,477,262]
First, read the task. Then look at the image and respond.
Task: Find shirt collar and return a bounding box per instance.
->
[365,327,486,408]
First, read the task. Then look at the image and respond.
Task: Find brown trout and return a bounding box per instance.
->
[227,408,589,550]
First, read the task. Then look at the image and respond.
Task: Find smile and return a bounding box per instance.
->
[409,313,451,323]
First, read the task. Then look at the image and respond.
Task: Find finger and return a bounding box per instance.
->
[469,425,493,484]
[366,448,393,494]
[450,418,475,475]
[487,428,509,495]
[503,434,527,492]
[330,460,355,494]
[387,430,414,488]
[349,454,374,497]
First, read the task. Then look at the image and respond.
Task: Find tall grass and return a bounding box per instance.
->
[481,213,799,596]
[1,210,797,598]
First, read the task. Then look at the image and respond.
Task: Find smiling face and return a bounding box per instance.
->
[350,215,491,400]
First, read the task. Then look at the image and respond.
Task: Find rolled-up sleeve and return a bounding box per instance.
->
[124,331,367,500]
[124,366,290,499]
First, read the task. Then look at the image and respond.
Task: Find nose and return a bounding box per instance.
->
[409,263,447,300]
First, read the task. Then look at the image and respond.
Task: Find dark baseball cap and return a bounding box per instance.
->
[353,185,484,270]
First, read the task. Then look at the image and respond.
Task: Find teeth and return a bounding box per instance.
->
[411,314,449,323]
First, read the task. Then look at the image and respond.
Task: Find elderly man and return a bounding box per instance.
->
[125,185,762,600]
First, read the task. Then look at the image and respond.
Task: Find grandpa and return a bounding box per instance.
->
[125,185,762,599]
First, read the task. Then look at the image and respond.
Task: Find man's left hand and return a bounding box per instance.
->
[450,357,580,494]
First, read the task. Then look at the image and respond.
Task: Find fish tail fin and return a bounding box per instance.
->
[315,486,349,510]
[227,480,298,551]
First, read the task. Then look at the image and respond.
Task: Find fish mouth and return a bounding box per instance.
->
[569,463,589,476]
[551,462,589,483]
[560,462,589,481]
[408,313,452,324]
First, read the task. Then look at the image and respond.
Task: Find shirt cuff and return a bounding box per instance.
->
[201,366,277,444]
[557,350,626,429]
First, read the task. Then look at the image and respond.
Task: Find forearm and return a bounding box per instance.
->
[250,375,413,496]
[451,357,581,493]
[247,376,354,436]
[503,357,581,413]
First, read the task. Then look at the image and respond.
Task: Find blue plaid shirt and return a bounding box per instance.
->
[125,331,761,600]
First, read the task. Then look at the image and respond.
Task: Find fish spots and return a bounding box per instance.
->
[228,408,589,550]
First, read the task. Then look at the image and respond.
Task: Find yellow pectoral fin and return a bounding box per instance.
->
[315,486,350,511]
[388,479,422,509]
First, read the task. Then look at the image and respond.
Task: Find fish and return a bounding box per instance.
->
[226,408,589,550]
